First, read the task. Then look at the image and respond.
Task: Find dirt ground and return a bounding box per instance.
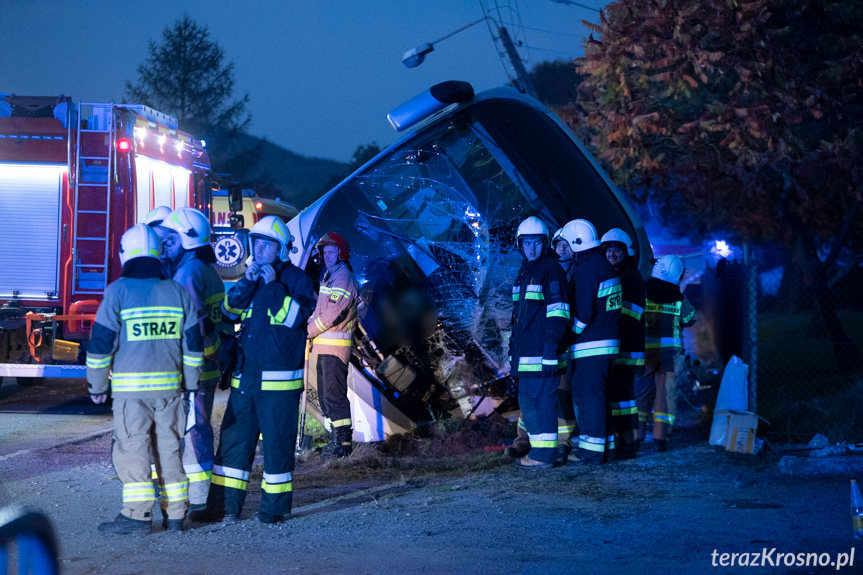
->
[1,378,860,574]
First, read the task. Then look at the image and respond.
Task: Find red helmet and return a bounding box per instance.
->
[316,231,350,261]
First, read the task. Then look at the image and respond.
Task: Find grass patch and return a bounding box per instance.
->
[757,309,863,441]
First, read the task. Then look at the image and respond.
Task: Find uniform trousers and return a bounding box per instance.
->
[572,356,615,464]
[207,387,300,520]
[113,396,189,521]
[517,376,559,464]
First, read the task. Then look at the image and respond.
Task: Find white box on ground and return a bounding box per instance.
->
[714,409,759,454]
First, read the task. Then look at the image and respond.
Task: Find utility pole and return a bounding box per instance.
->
[496,26,538,99]
[402,16,539,100]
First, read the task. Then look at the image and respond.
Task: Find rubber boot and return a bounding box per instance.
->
[331,427,353,458]
[98,514,151,535]
[319,426,337,457]
[188,481,210,512]
[189,507,239,524]
[553,444,571,467]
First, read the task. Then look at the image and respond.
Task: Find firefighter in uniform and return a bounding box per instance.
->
[87,224,203,534]
[192,216,315,524]
[552,227,579,464]
[562,219,621,465]
[601,229,644,459]
[143,206,176,278]
[506,228,578,465]
[160,207,225,510]
[507,217,570,469]
[307,232,359,458]
[636,255,696,451]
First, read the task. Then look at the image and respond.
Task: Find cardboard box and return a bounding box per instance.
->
[721,410,759,454]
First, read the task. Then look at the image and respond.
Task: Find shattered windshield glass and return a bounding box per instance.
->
[310,97,643,419]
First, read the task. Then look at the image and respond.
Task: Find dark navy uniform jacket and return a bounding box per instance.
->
[508,252,570,377]
[222,261,316,392]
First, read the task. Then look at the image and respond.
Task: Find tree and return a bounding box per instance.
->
[567,0,863,368]
[125,15,252,176]
[349,142,382,171]
[528,60,584,107]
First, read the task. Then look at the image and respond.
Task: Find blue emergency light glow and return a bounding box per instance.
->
[711,239,732,259]
[387,81,475,132]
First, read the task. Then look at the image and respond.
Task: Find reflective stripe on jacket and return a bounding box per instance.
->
[86,277,203,398]
[570,248,621,360]
[508,253,570,376]
[172,251,225,386]
[307,262,358,363]
[644,277,696,354]
[223,261,316,392]
[615,261,646,366]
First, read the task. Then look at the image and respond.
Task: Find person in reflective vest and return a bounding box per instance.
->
[506,227,578,466]
[143,205,174,279]
[307,232,359,458]
[87,224,203,534]
[160,207,226,510]
[636,255,696,451]
[601,228,644,460]
[507,216,570,469]
[192,216,315,525]
[562,219,621,465]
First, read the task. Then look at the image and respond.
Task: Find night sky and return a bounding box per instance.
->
[1,0,607,162]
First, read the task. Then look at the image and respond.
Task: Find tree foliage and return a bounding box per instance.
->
[567,0,863,247]
[528,60,584,107]
[125,15,250,136]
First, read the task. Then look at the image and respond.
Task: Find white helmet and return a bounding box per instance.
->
[250,215,293,262]
[561,219,599,253]
[143,206,172,227]
[161,207,211,250]
[600,228,635,257]
[551,227,565,247]
[119,223,161,266]
[652,255,684,285]
[516,216,549,243]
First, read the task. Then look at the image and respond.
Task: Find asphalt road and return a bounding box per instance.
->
[0,377,112,458]
[1,382,859,574]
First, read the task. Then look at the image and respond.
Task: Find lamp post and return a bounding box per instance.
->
[402,16,538,99]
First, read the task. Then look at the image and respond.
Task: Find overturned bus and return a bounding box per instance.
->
[285,81,653,442]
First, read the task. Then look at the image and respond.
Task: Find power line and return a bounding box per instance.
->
[525,45,580,56]
[516,24,584,38]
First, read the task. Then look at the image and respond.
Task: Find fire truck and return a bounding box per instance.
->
[0,93,212,384]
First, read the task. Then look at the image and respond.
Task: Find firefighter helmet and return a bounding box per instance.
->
[161,207,211,250]
[652,255,685,285]
[143,206,172,227]
[250,215,293,262]
[600,228,635,257]
[316,232,351,261]
[551,227,566,247]
[516,216,549,244]
[560,219,599,253]
[119,224,161,266]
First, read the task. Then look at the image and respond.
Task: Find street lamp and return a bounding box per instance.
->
[402,16,538,99]
[402,43,434,69]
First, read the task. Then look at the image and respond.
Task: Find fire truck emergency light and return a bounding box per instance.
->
[116,138,132,153]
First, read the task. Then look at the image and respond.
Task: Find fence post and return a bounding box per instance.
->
[744,243,758,413]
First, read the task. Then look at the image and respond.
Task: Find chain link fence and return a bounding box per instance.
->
[703,247,863,445]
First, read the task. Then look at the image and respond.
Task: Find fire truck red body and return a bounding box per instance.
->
[0,94,212,380]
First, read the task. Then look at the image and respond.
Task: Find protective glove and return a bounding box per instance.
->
[541,343,561,377]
